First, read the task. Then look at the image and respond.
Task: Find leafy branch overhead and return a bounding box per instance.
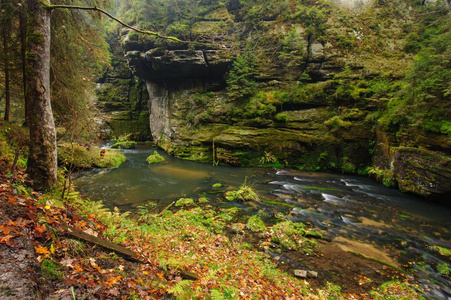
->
[43,4,184,43]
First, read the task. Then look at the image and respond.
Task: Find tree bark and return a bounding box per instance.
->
[2,0,11,122]
[25,0,57,190]
[19,0,29,125]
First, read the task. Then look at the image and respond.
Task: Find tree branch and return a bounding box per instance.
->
[45,4,185,43]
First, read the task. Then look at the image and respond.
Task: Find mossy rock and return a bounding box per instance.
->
[393,147,451,198]
[111,141,137,149]
[175,198,195,207]
[146,151,166,164]
[224,185,260,202]
[93,149,126,168]
[246,215,267,233]
[58,143,126,169]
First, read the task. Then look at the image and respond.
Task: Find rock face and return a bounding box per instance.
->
[393,147,451,197]
[127,48,231,81]
[119,0,451,199]
[96,34,150,141]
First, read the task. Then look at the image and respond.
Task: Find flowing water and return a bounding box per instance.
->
[74,145,451,299]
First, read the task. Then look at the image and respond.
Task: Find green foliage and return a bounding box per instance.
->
[367,167,396,188]
[50,1,110,138]
[167,280,194,298]
[246,215,267,232]
[379,7,451,134]
[146,151,166,164]
[226,52,258,100]
[292,4,328,41]
[341,157,356,174]
[423,120,451,136]
[279,28,306,68]
[258,151,278,166]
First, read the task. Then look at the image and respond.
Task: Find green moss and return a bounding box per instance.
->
[368,167,396,188]
[175,198,195,207]
[246,215,267,232]
[274,113,288,122]
[429,245,451,257]
[198,197,209,204]
[324,116,352,130]
[271,221,317,253]
[58,143,126,169]
[370,281,425,299]
[260,199,295,208]
[146,151,166,164]
[41,259,63,280]
[212,183,223,188]
[224,184,260,202]
[437,263,450,277]
[111,141,137,149]
[300,186,340,192]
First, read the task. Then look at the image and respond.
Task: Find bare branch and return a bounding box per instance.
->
[45,4,185,43]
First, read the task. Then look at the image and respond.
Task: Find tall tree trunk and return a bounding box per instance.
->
[25,0,57,190]
[19,0,29,125]
[2,0,11,121]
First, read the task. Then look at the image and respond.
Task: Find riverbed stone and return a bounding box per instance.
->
[294,269,308,278]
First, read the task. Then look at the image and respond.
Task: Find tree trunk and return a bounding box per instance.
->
[19,0,29,125]
[2,0,11,121]
[25,0,57,190]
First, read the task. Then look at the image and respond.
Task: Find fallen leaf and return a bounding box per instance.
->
[34,223,46,234]
[74,263,84,272]
[60,257,76,268]
[0,234,14,243]
[35,245,50,254]
[0,225,12,234]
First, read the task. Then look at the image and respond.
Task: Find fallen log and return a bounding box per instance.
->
[61,224,200,280]
[61,224,140,262]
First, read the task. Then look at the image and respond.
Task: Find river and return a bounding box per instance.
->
[74,145,451,298]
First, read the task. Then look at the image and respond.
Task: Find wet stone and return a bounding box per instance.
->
[294,269,308,278]
[308,270,318,278]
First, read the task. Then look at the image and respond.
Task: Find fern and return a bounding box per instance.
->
[167,280,193,296]
[210,289,225,300]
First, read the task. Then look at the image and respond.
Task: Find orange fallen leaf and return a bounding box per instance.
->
[35,245,50,254]
[0,225,12,234]
[74,263,84,272]
[0,234,14,243]
[35,223,46,234]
